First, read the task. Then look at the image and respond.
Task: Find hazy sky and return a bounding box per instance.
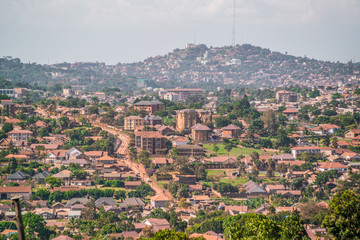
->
[1,0,360,64]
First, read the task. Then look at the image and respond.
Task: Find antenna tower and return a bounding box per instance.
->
[232,0,236,46]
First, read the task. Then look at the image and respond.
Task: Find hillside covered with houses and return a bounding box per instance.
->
[0,56,360,239]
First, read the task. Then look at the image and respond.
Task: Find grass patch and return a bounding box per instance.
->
[203,144,265,157]
[206,169,226,178]
[220,177,248,186]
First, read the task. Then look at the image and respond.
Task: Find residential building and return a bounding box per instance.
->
[345,129,360,139]
[224,205,248,215]
[142,218,170,232]
[163,92,180,102]
[134,131,166,154]
[312,124,340,135]
[0,89,14,97]
[191,123,211,141]
[276,90,297,103]
[0,186,32,200]
[291,146,321,158]
[124,116,144,131]
[318,162,348,172]
[134,101,164,114]
[0,100,16,116]
[176,144,204,156]
[150,195,169,208]
[221,124,242,138]
[144,115,162,126]
[7,129,33,143]
[167,88,203,101]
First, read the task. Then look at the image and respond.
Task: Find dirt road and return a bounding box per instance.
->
[94,123,173,200]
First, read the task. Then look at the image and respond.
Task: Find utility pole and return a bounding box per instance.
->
[12,196,26,240]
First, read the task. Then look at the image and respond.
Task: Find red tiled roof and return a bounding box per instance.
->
[318,162,348,169]
[282,109,299,113]
[8,129,33,134]
[150,195,169,201]
[0,186,31,193]
[221,124,241,130]
[191,123,211,131]
[135,131,164,138]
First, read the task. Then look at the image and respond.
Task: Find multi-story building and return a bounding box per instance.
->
[134,101,164,114]
[167,88,203,101]
[221,124,242,138]
[135,131,166,154]
[191,124,211,141]
[176,109,212,132]
[0,89,14,97]
[144,115,162,126]
[163,92,180,102]
[276,90,297,103]
[124,116,144,131]
[0,100,16,116]
[8,129,33,143]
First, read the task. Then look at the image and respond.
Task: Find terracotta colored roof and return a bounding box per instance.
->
[0,186,31,193]
[150,195,169,201]
[191,123,211,131]
[349,129,360,134]
[291,146,321,150]
[5,154,29,159]
[221,124,241,130]
[135,131,164,138]
[192,195,210,201]
[125,181,142,186]
[337,141,351,146]
[97,155,115,161]
[84,151,104,157]
[282,109,299,113]
[210,156,235,163]
[4,118,21,124]
[318,162,348,169]
[51,235,74,240]
[277,190,301,196]
[35,120,46,127]
[125,116,144,120]
[224,205,248,212]
[313,124,340,131]
[189,233,221,240]
[173,136,189,142]
[8,129,33,134]
[266,184,285,190]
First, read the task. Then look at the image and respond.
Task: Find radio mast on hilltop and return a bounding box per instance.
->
[232,0,236,46]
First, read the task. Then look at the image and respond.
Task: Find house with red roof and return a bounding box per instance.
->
[318,162,348,172]
[135,131,166,154]
[312,124,340,135]
[221,124,241,138]
[191,123,211,141]
[0,186,32,200]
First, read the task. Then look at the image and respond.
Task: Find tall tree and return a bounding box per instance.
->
[322,190,360,239]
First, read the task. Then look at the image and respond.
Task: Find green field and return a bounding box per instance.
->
[203,144,265,157]
[220,177,248,186]
[206,169,227,178]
